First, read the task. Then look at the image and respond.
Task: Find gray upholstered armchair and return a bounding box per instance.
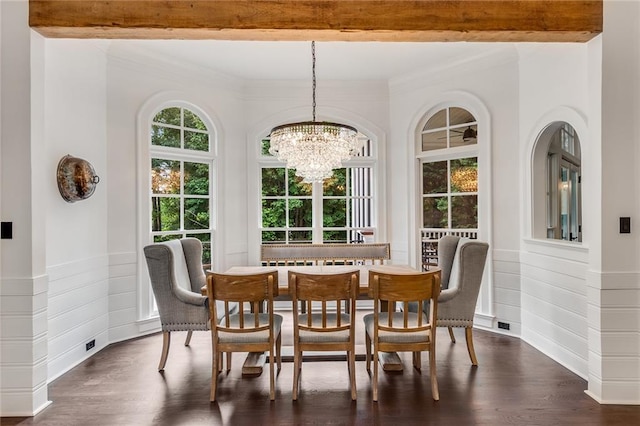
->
[410,235,489,365]
[436,235,489,366]
[143,237,212,371]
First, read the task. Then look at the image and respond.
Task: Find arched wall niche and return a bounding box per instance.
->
[528,107,587,242]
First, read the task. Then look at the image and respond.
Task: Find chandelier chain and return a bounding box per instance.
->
[268,40,361,183]
[312,41,316,122]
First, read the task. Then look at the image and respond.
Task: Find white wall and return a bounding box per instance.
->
[44,40,110,380]
[105,43,246,342]
[586,0,640,404]
[389,46,521,330]
[0,0,49,415]
[518,43,592,379]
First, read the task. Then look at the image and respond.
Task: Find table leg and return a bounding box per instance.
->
[242,352,266,376]
[377,300,403,371]
[379,352,403,371]
[241,300,268,375]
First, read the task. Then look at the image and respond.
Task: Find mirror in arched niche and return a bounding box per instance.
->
[532,122,582,242]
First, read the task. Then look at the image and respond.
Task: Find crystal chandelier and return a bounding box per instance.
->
[269,42,361,183]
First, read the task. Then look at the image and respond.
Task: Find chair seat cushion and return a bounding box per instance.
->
[363,312,431,343]
[218,313,283,344]
[297,313,351,343]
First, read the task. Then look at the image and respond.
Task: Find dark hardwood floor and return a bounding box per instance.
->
[4,311,640,425]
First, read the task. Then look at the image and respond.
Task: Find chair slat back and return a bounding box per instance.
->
[373,272,438,301]
[369,269,441,333]
[292,272,356,301]
[207,271,277,334]
[289,270,359,333]
[209,272,276,302]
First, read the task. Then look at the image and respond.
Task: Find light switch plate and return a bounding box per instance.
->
[1,222,12,239]
[620,217,631,234]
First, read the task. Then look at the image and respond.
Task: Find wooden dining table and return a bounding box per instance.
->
[206,264,441,375]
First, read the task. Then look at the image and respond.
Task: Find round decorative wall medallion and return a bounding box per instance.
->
[56,155,100,203]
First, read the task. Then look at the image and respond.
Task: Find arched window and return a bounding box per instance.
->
[137,100,217,321]
[418,106,479,269]
[148,105,216,260]
[533,122,582,242]
[258,132,376,244]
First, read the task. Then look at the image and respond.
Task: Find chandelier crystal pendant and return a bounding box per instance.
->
[269,41,361,183]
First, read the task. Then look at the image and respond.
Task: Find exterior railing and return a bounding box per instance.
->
[420,228,478,270]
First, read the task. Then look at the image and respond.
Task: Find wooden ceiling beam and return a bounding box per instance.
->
[29,0,602,42]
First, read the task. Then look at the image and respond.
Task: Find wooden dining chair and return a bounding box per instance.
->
[364,268,441,402]
[207,270,282,402]
[288,269,359,401]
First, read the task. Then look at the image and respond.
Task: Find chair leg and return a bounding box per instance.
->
[226,352,232,372]
[448,326,456,343]
[158,331,171,371]
[413,351,422,371]
[349,349,357,401]
[293,348,301,401]
[210,349,220,402]
[365,332,371,373]
[372,347,379,402]
[429,347,439,401]
[276,332,282,372]
[269,345,276,401]
[184,330,193,346]
[465,327,478,366]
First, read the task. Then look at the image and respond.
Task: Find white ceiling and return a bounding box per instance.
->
[113,40,510,81]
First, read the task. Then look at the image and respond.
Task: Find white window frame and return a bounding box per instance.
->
[420,155,479,233]
[137,99,218,323]
[409,97,493,325]
[417,107,480,241]
[258,136,377,245]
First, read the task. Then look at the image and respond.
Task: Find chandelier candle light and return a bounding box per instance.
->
[269,41,362,183]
